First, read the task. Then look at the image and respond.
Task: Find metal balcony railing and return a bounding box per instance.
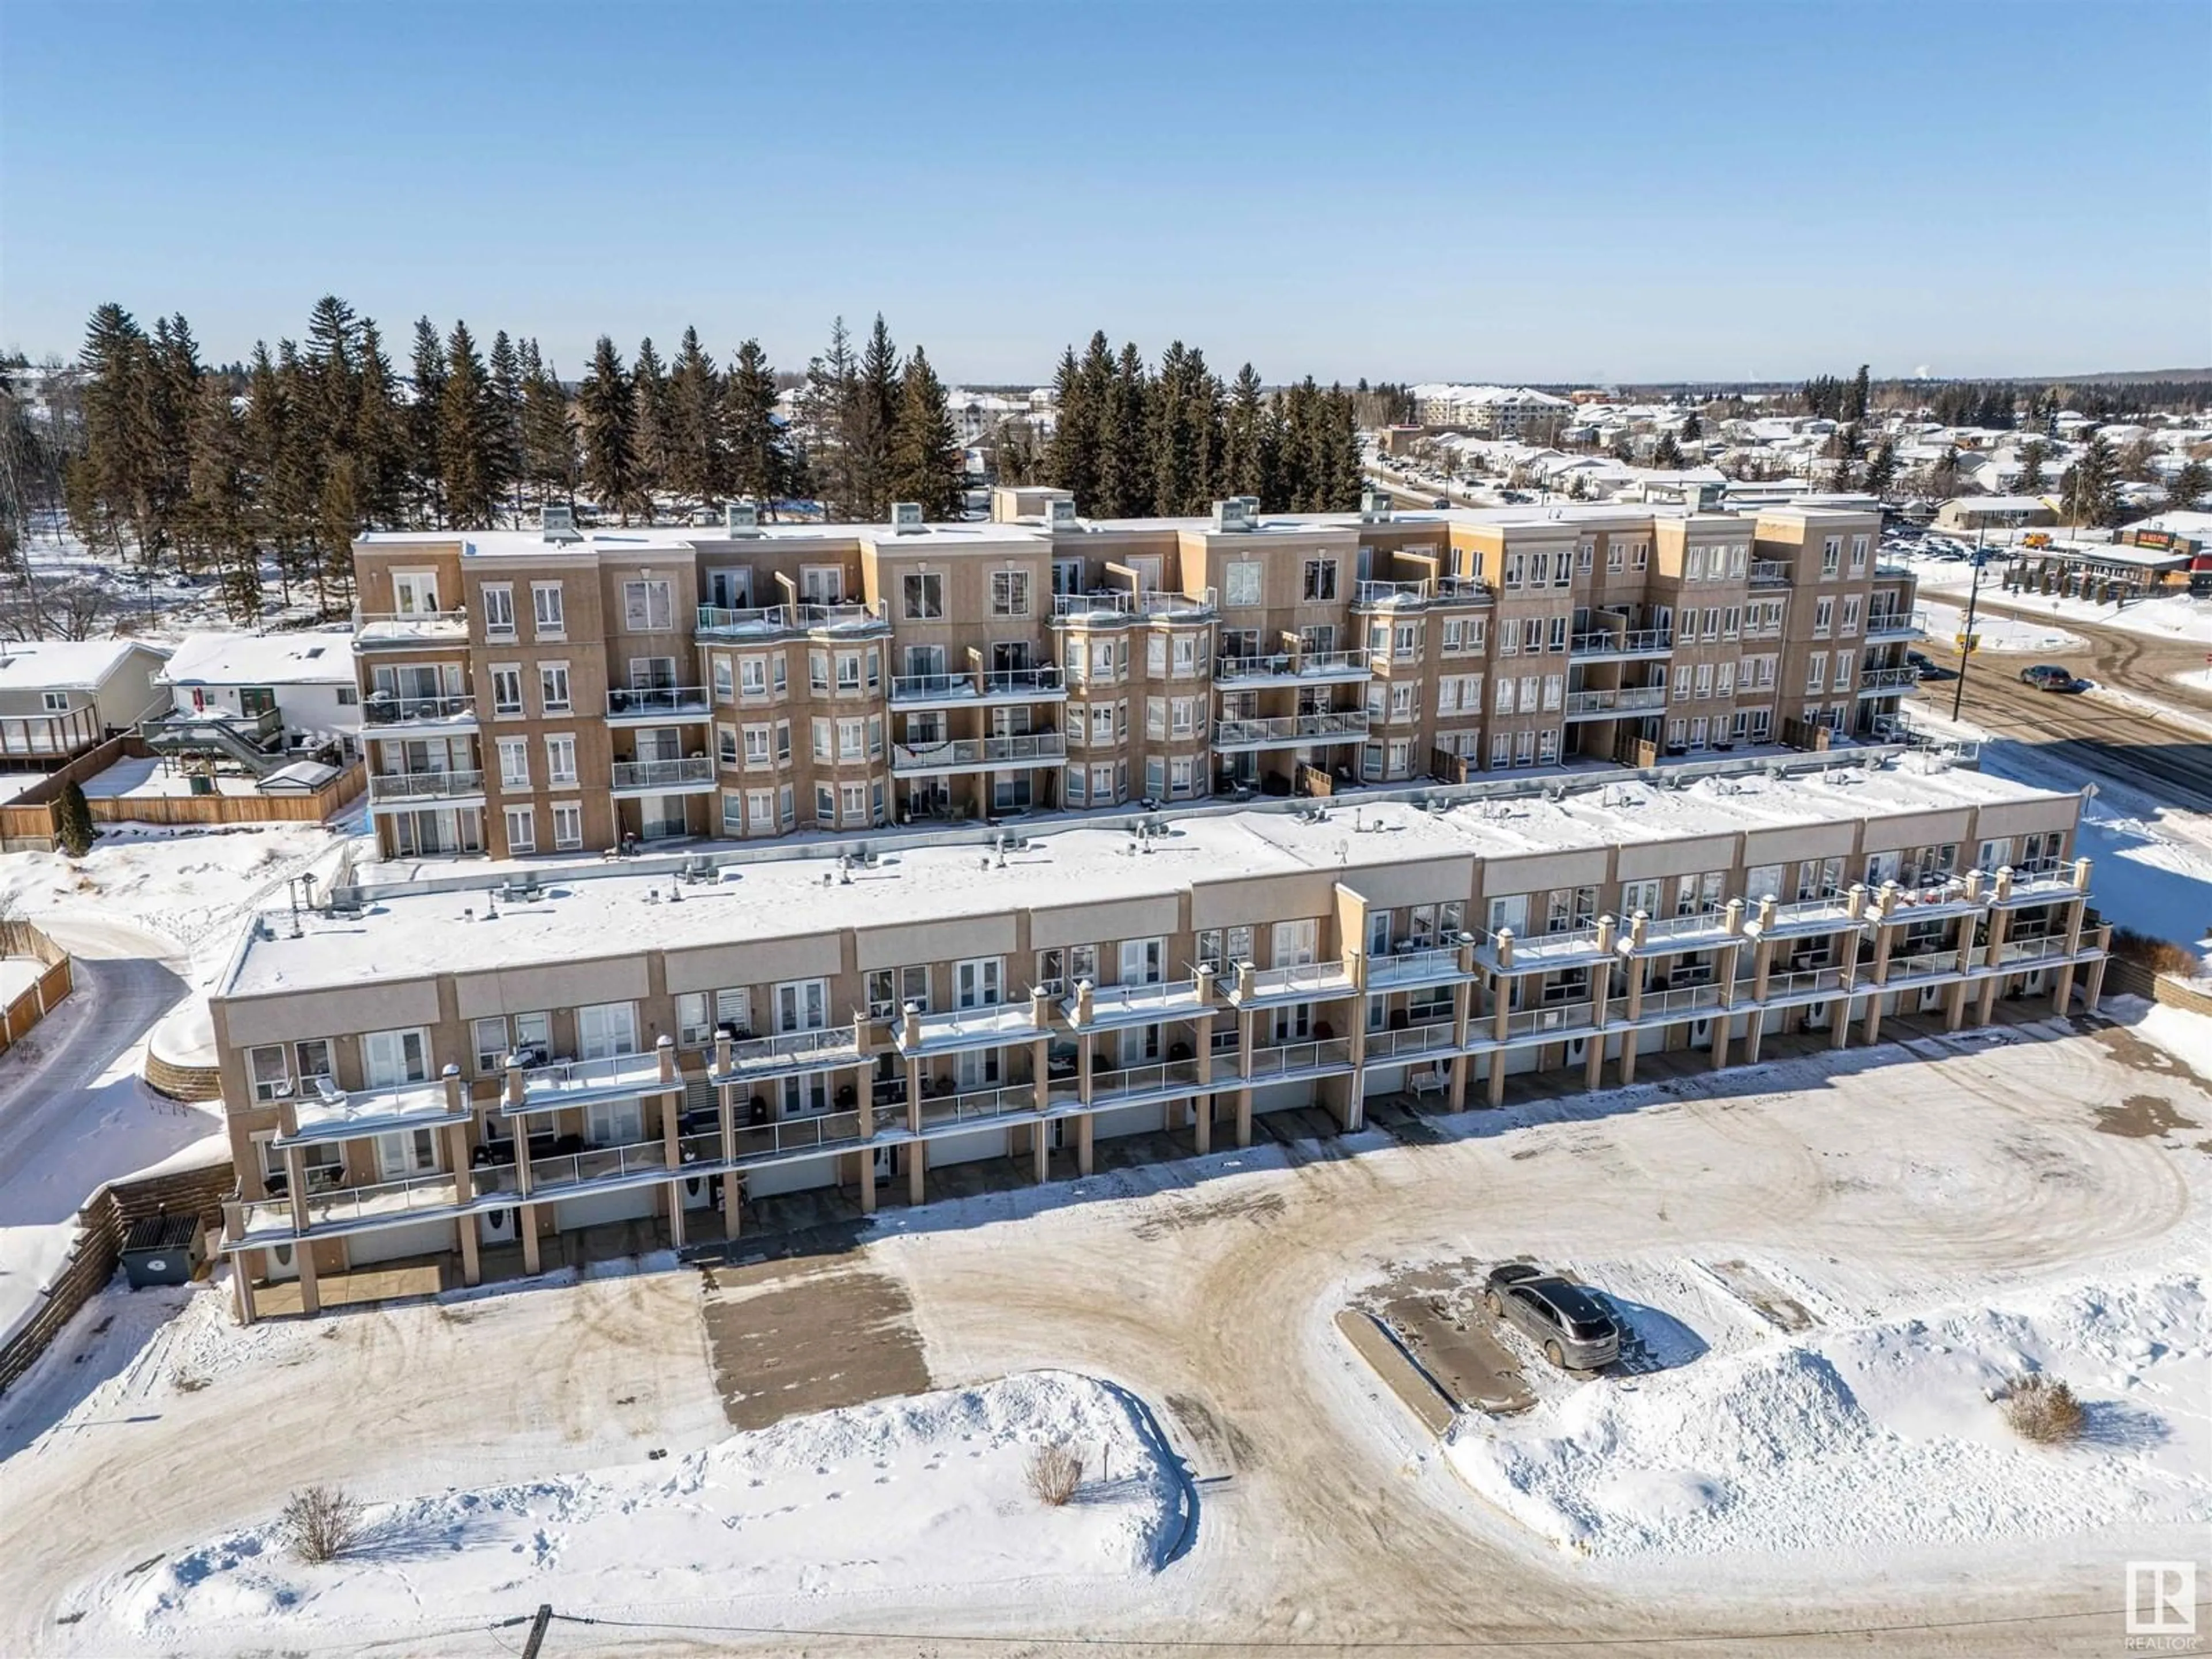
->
[1569,628,1673,657]
[1088,1059,1205,1100]
[1633,982,1726,1018]
[1749,560,1792,585]
[719,1027,862,1074]
[367,768,485,802]
[362,694,476,728]
[354,608,469,644]
[1363,1022,1459,1060]
[605,685,712,718]
[1245,1037,1354,1078]
[889,666,1064,703]
[523,1138,671,1194]
[611,756,714,790]
[734,1109,866,1162]
[1215,650,1373,684]
[891,732,1067,771]
[917,1085,1039,1130]
[1237,960,1353,999]
[1212,711,1369,747]
[1366,945,1470,987]
[695,600,887,635]
[1051,588,1218,620]
[1504,1000,1596,1039]
[1563,686,1669,717]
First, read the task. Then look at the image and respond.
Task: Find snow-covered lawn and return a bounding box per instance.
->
[68,1363,1182,1649]
[78,756,267,801]
[1904,554,2212,646]
[1919,598,2082,655]
[1446,1272,2209,1559]
[0,957,43,1003]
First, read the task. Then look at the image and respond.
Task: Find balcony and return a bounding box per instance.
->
[1759,965,1850,1002]
[1224,959,1357,1007]
[1631,982,1726,1021]
[1563,685,1669,721]
[731,1109,868,1165]
[888,666,1067,708]
[355,608,469,647]
[1050,588,1217,624]
[0,703,99,759]
[518,1137,673,1198]
[1350,576,1493,611]
[1749,560,1793,586]
[896,1001,1043,1056]
[233,1169,467,1243]
[711,1026,865,1081]
[890,732,1067,777]
[1211,710,1369,752]
[1857,666,1922,696]
[610,756,716,796]
[513,1050,679,1112]
[1362,1021,1460,1063]
[1068,977,1211,1029]
[361,693,478,735]
[1863,609,1926,642]
[915,1085,1041,1132]
[1503,999,1596,1041]
[1569,628,1673,660]
[366,768,486,808]
[1082,1059,1206,1106]
[1245,1037,1355,1081]
[604,686,713,724]
[695,600,888,638]
[1475,925,1613,975]
[276,1076,466,1145]
[1214,650,1373,688]
[1365,944,1474,990]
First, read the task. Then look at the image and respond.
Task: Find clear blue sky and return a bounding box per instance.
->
[3,1,2205,385]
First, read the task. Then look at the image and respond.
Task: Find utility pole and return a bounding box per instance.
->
[1950,534,1990,723]
[520,1604,554,1659]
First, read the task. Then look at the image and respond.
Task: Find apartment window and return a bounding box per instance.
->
[840,781,868,824]
[503,806,535,853]
[738,656,767,697]
[867,967,930,1020]
[1688,545,1708,581]
[1805,657,1826,694]
[1225,561,1263,607]
[1723,606,1741,641]
[777,783,795,830]
[1541,675,1562,711]
[745,788,774,830]
[1495,678,1516,715]
[813,783,835,824]
[495,737,529,789]
[800,565,844,605]
[1841,596,1862,635]
[482,584,516,635]
[1301,559,1337,601]
[1390,682,1418,721]
[1620,878,1662,918]
[1835,648,1856,688]
[1172,634,1199,676]
[1813,597,1834,638]
[902,572,944,620]
[1119,937,1166,984]
[1393,622,1417,660]
[551,801,582,849]
[247,1044,291,1101]
[531,582,565,635]
[361,1027,431,1088]
[1435,677,1458,715]
[741,724,771,766]
[1702,607,1720,641]
[1694,662,1713,698]
[720,790,744,833]
[1606,542,1624,573]
[1490,732,1512,768]
[711,656,735,702]
[1144,755,1165,798]
[810,718,832,762]
[1522,617,1545,654]
[1171,696,1196,737]
[990,570,1030,617]
[838,718,865,760]
[1849,534,1869,574]
[808,650,830,694]
[1503,552,1526,589]
[490,665,523,716]
[1514,729,1536,766]
[1632,541,1649,571]
[1716,662,1735,697]
[1577,541,1594,573]
[1820,537,1842,579]
[622,578,673,631]
[836,652,861,692]
[544,734,577,785]
[539,662,571,714]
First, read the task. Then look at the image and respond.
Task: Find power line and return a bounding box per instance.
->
[538,1600,2178,1651]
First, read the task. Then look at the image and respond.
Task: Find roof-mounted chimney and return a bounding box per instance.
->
[1045,497,1080,531]
[1210,498,1256,533]
[540,505,582,544]
[1360,483,1393,523]
[891,502,926,535]
[724,502,761,537]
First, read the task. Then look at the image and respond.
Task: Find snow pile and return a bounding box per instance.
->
[1447,1273,2210,1560]
[92,1370,1183,1642]
[1921,599,2083,654]
[149,995,217,1067]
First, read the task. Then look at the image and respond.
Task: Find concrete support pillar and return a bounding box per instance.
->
[233,1239,259,1325]
[456,1213,481,1288]
[1619,940,1645,1086]
[2052,963,2077,1016]
[1585,959,1611,1092]
[295,1241,321,1317]
[1236,1009,1255,1146]
[1193,1003,1216,1152]
[905,1052,924,1136]
[1448,1052,1469,1111]
[1976,903,2012,1026]
[2085,947,2109,1013]
[1032,1120,1051,1183]
[1236,1088,1253,1147]
[666,1180,687,1250]
[521,1205,541,1275]
[282,1141,310,1235]
[1076,1111,1094,1176]
[906,1136,926,1206]
[723,1171,745,1231]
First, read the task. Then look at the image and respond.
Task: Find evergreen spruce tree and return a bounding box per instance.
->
[668,326,726,508]
[1043,340,1101,512]
[579,336,639,522]
[520,344,579,509]
[407,317,448,525]
[1652,433,1684,469]
[488,330,524,520]
[187,375,259,622]
[2017,439,2048,495]
[438,321,500,529]
[1221,363,1266,501]
[1099,343,1151,519]
[1680,409,1702,442]
[1847,363,1871,421]
[56,779,95,858]
[2061,433,2119,528]
[992,416,1038,486]
[887,346,962,520]
[2167,458,2209,512]
[1864,439,1899,499]
[1149,341,1206,516]
[631,336,672,514]
[846,315,901,520]
[725,339,786,514]
[75,302,153,559]
[351,321,408,536]
[145,314,203,564]
[1318,385,1362,509]
[796,317,858,518]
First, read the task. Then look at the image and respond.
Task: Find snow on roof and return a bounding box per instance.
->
[158,630,356,688]
[0,637,164,692]
[1412,384,1574,409]
[2127,509,2212,539]
[1944,495,2055,513]
[258,760,343,792]
[219,762,2074,1002]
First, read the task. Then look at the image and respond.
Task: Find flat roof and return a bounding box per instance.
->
[219,759,2073,1002]
[158,630,355,687]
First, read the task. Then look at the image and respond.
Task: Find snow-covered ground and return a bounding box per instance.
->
[69,1365,1179,1650]
[1918,598,2082,655]
[1447,1271,2207,1559]
[0,957,43,1003]
[79,757,267,801]
[1904,553,2212,646]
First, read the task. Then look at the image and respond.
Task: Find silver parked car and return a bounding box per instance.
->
[1484,1263,1623,1371]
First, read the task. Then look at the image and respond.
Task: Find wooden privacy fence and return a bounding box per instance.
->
[0,736,362,851]
[0,918,73,1058]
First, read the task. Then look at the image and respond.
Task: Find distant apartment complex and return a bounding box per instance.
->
[211,753,2109,1320]
[350,488,1926,862]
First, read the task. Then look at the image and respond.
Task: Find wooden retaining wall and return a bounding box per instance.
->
[0,1156,236,1396]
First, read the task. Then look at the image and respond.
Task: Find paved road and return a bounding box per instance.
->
[1923,609,2212,812]
[0,921,196,1338]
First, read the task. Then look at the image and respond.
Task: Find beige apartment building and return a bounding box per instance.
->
[210,749,2109,1321]
[350,489,1925,862]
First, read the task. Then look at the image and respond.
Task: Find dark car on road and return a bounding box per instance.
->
[1483,1263,1623,1371]
[2020,663,2084,692]
[1906,650,1957,681]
